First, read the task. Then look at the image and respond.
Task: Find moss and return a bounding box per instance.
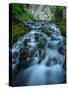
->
[12,22,31,44]
[59,20,66,37]
[41,28,52,36]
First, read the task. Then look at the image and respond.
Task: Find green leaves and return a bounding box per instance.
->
[12,3,33,20]
[54,6,66,21]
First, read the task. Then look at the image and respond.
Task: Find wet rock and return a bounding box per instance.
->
[28,48,36,58]
[39,49,46,63]
[12,52,18,64]
[19,47,36,61]
[19,49,28,60]
[58,45,66,55]
[41,27,52,36]
[34,33,39,41]
[46,58,57,66]
[19,49,30,69]
[38,40,45,49]
[23,38,30,46]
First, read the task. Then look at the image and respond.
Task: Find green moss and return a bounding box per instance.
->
[59,20,66,37]
[12,23,31,44]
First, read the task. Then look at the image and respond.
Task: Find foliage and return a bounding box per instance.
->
[53,6,66,21]
[12,3,33,45]
[52,6,66,37]
[12,3,33,20]
[59,20,66,37]
[12,22,31,44]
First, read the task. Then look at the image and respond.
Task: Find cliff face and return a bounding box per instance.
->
[26,5,56,20]
[25,4,66,21]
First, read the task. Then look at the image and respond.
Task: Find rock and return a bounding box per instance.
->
[19,49,28,60]
[46,58,57,66]
[19,49,30,69]
[34,33,39,41]
[12,52,18,64]
[39,49,46,63]
[28,48,36,58]
[19,47,36,64]
[23,38,30,46]
[41,27,52,36]
[38,40,45,49]
[58,45,66,55]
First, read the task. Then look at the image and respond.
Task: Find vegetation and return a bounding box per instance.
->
[52,6,66,37]
[12,22,31,44]
[53,6,66,21]
[12,3,34,44]
[59,20,66,37]
[12,3,33,20]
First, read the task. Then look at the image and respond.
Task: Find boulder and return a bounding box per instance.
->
[34,33,39,41]
[38,40,45,49]
[28,48,36,58]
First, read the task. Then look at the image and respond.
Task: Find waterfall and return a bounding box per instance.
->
[11,20,66,86]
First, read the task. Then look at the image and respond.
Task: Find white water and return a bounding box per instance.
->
[11,20,65,86]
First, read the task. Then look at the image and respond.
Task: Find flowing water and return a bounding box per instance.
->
[11,20,66,86]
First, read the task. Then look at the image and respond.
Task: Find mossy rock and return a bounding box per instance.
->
[39,50,46,63]
[23,38,30,46]
[12,3,33,21]
[19,49,27,60]
[19,49,29,69]
[59,20,66,37]
[12,22,31,45]
[41,28,52,36]
[38,41,45,49]
[19,48,34,69]
[28,48,36,58]
[46,58,57,66]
